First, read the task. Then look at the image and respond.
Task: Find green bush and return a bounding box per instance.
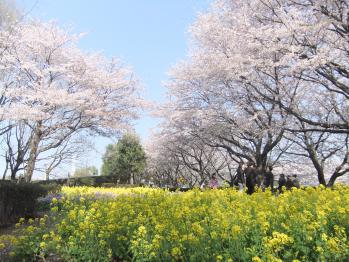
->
[0,182,48,226]
[39,184,62,194]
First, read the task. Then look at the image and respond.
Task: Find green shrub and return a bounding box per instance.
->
[0,182,48,226]
[39,184,62,195]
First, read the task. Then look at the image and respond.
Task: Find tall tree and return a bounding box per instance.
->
[0,21,142,181]
[102,134,146,184]
[145,130,236,188]
[151,0,349,186]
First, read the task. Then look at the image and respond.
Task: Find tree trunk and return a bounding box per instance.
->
[11,165,20,181]
[311,161,326,186]
[129,173,134,184]
[2,161,8,180]
[307,148,326,186]
[25,122,42,182]
[327,172,341,187]
[10,170,16,181]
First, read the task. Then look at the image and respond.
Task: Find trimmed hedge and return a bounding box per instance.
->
[35,176,138,187]
[0,182,48,226]
[35,177,193,192]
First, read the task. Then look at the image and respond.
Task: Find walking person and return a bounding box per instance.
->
[292,174,300,188]
[264,165,274,192]
[209,174,219,189]
[286,175,293,190]
[245,162,256,194]
[235,163,245,191]
[278,174,286,193]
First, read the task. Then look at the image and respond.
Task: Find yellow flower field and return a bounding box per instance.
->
[4,185,349,261]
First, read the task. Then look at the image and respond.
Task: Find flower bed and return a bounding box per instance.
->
[4,185,349,261]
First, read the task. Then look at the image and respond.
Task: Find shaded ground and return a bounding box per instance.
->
[0,224,16,261]
[0,212,47,262]
[0,224,16,235]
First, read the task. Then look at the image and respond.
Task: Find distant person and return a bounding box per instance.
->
[292,174,300,188]
[245,162,256,194]
[278,174,286,193]
[286,175,293,190]
[235,163,245,187]
[255,166,264,189]
[209,174,219,189]
[264,166,274,191]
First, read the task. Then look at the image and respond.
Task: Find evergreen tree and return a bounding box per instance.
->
[101,134,146,184]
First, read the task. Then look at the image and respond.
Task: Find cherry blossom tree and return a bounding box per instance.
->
[145,127,236,188]
[145,138,187,188]
[284,122,349,186]
[152,0,349,186]
[0,0,18,29]
[163,41,289,174]
[190,0,349,133]
[247,0,349,133]
[0,21,142,181]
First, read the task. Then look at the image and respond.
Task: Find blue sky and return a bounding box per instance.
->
[17,0,211,175]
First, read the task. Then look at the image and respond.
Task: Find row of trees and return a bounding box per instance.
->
[0,2,142,181]
[146,0,349,187]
